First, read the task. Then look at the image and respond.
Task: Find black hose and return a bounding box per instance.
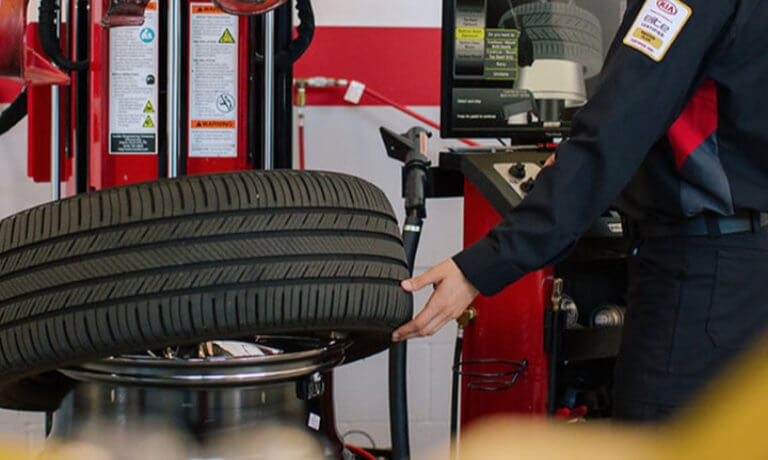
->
[388,211,422,460]
[0,89,27,136]
[450,329,463,460]
[547,310,564,416]
[39,0,89,72]
[274,0,315,69]
[389,341,410,460]
[402,214,422,272]
[253,0,316,66]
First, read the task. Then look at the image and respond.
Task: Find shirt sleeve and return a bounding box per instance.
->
[453,0,738,296]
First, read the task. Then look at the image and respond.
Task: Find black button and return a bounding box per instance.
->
[508,163,526,179]
[520,177,535,194]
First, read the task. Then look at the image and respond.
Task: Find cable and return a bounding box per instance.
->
[38,0,88,71]
[450,327,463,460]
[294,77,480,146]
[275,0,315,69]
[293,77,480,171]
[341,430,377,449]
[362,87,479,147]
[346,444,379,460]
[255,0,315,66]
[389,341,410,460]
[450,308,475,460]
[0,89,27,136]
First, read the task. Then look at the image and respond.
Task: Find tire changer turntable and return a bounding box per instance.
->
[0,1,415,459]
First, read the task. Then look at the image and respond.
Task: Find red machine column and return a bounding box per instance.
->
[460,180,553,425]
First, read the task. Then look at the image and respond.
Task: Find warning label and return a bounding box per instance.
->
[189,3,239,158]
[191,5,223,14]
[110,134,156,153]
[108,1,159,155]
[219,28,236,44]
[191,120,236,129]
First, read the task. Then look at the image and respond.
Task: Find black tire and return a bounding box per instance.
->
[0,170,412,410]
[511,2,604,78]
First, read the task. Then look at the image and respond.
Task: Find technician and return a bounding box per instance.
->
[392,0,768,421]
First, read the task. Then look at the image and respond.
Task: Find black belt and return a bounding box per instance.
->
[624,210,768,238]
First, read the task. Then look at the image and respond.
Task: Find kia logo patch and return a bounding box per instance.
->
[656,0,678,15]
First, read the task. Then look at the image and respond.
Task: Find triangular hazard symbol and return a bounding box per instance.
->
[219,28,236,44]
[142,116,155,128]
[143,100,155,113]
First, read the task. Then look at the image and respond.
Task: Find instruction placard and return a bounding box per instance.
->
[188,3,239,158]
[109,1,159,154]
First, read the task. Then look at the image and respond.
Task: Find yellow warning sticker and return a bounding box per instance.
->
[623,0,691,61]
[456,27,484,40]
[143,100,155,113]
[219,28,236,44]
[142,116,155,128]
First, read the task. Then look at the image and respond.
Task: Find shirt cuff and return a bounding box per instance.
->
[452,237,524,297]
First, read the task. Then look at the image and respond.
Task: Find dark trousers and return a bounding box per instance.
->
[612,226,768,422]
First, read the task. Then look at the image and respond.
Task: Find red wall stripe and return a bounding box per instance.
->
[294,26,441,106]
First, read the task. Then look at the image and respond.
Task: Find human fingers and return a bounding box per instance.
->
[401,260,452,292]
[391,294,442,341]
[392,290,464,341]
[393,260,478,341]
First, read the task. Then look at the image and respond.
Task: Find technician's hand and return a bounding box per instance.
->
[392,259,479,341]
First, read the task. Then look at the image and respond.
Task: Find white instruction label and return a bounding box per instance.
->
[307,412,321,431]
[108,1,159,154]
[188,3,239,158]
[623,0,691,62]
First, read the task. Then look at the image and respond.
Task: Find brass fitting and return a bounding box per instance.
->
[457,307,477,330]
[296,82,307,108]
[551,278,564,311]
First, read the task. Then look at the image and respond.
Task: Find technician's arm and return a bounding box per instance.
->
[394,0,738,341]
[455,0,739,295]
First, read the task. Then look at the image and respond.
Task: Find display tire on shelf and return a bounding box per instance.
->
[511,2,604,78]
[0,169,412,411]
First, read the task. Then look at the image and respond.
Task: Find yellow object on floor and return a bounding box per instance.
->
[434,336,768,460]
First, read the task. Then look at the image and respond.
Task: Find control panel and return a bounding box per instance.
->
[438,149,624,241]
[493,161,542,199]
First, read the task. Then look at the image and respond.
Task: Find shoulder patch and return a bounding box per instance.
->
[623,0,692,62]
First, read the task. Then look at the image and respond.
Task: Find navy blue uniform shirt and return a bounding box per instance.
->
[454,0,768,295]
